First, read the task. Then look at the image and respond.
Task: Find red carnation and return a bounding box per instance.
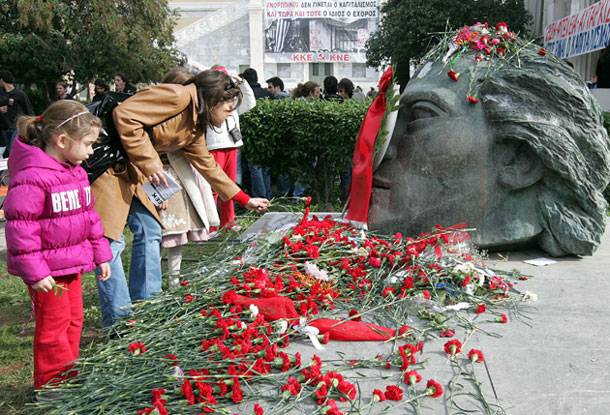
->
[443,339,462,356]
[382,287,395,297]
[184,294,194,303]
[537,47,546,56]
[439,328,455,337]
[372,388,385,402]
[231,378,244,403]
[495,22,509,33]
[254,403,265,415]
[468,348,485,363]
[128,341,147,355]
[384,385,403,401]
[280,376,302,396]
[181,379,195,405]
[448,69,460,82]
[404,370,422,385]
[498,313,509,323]
[304,196,312,207]
[348,309,362,321]
[475,304,486,314]
[368,256,382,268]
[398,325,411,336]
[426,379,444,398]
[467,95,479,104]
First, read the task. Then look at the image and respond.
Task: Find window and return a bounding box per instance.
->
[352,63,367,78]
[278,63,291,78]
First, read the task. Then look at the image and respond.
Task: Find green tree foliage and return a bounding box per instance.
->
[0,0,179,104]
[366,0,533,86]
[241,99,369,204]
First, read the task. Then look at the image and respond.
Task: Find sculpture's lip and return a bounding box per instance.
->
[372,175,391,189]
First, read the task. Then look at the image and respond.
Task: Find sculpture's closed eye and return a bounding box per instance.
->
[407,101,443,123]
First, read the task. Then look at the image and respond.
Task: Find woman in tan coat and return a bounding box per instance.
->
[92,70,268,327]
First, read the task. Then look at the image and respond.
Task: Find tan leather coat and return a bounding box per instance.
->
[92,83,240,241]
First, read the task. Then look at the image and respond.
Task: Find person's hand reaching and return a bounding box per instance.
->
[246,198,269,213]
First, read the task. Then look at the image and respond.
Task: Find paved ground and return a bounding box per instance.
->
[242,213,610,415]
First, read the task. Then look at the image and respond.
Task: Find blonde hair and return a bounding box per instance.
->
[17,100,101,149]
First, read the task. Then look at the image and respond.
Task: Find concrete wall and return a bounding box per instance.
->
[179,14,251,74]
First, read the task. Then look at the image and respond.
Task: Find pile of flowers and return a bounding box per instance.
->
[422,21,549,103]
[33,199,532,414]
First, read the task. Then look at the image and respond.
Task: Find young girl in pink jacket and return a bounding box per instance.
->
[4,100,112,391]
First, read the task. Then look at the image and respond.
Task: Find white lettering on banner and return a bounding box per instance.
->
[51,189,83,213]
[84,186,91,206]
[265,0,377,16]
[544,0,610,58]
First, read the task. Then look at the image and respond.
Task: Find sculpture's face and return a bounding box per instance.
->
[369,59,498,237]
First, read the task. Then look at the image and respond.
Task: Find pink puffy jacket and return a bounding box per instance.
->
[4,136,112,285]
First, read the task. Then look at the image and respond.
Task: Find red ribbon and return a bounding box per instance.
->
[309,318,395,341]
[346,66,393,224]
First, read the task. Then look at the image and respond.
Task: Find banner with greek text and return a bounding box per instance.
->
[264,0,379,63]
[544,0,610,59]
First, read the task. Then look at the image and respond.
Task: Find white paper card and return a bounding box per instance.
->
[523,257,557,266]
[143,173,181,206]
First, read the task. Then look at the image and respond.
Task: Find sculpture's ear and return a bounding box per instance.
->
[497,140,544,190]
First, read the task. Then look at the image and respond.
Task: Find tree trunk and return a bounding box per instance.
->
[394,58,411,93]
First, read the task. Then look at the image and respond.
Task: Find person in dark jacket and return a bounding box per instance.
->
[92,79,110,103]
[0,70,34,157]
[240,68,272,100]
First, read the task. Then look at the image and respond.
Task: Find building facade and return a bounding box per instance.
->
[169,0,381,90]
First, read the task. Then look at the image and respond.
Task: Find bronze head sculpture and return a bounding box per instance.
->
[369,23,610,256]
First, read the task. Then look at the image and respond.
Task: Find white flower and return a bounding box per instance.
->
[172,365,185,380]
[275,319,288,334]
[441,43,459,64]
[439,302,471,312]
[249,304,259,319]
[304,262,330,281]
[464,284,475,296]
[454,262,475,274]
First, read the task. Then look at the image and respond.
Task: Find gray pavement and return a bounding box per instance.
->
[243,213,610,415]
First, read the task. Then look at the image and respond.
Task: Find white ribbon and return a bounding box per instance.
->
[296,317,325,350]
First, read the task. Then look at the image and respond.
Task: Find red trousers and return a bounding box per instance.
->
[28,274,83,389]
[210,148,238,228]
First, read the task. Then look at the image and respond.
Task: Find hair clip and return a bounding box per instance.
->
[36,115,43,122]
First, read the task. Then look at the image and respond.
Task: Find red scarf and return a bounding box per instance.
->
[346,66,394,224]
